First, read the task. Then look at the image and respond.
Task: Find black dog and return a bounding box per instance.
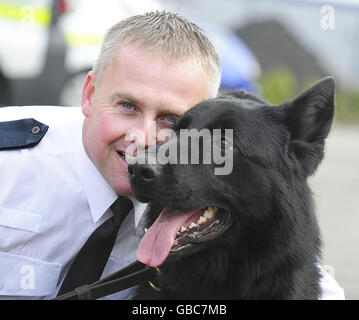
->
[128,77,335,299]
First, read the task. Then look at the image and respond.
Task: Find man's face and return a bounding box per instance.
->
[81,43,211,196]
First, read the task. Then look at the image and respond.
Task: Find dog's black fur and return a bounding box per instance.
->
[130,77,335,299]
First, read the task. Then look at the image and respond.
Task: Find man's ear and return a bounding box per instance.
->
[280,76,335,176]
[81,71,96,117]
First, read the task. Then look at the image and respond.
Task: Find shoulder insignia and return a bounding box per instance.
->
[0,118,49,150]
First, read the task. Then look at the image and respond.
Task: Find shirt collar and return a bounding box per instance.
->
[131,198,148,229]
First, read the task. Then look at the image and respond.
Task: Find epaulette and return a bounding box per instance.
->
[0,118,49,150]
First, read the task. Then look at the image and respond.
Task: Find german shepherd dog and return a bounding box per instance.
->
[128,77,335,299]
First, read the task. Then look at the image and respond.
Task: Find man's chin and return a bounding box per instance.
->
[114,179,134,197]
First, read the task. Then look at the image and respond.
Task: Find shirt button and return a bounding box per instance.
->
[31,126,40,134]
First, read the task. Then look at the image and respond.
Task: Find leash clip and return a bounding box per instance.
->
[146,266,162,292]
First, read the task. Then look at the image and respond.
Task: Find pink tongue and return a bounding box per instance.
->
[136,207,203,267]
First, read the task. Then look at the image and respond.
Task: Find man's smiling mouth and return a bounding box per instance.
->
[117,151,135,163]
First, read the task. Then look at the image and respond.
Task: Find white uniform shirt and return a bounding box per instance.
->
[0,106,345,300]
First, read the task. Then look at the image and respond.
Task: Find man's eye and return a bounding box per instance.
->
[120,102,135,111]
[164,116,177,124]
[158,115,177,128]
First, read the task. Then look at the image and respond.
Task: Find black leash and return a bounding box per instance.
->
[53,260,159,300]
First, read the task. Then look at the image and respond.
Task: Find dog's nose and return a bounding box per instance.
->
[128,163,156,183]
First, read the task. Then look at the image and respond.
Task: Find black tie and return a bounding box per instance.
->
[57,196,133,296]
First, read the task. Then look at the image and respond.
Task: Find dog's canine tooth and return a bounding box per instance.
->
[203,210,211,218]
[180,226,187,232]
[204,206,217,219]
[210,206,218,213]
[197,216,207,224]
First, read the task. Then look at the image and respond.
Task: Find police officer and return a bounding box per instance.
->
[0,11,344,299]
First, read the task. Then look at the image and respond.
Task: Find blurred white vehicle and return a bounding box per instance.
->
[0,0,55,79]
[0,0,162,106]
[0,0,67,105]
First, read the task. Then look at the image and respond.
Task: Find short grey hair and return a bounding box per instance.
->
[93,11,221,98]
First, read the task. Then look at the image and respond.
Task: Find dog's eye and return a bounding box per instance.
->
[221,137,233,150]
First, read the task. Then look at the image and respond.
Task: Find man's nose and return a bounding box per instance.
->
[135,120,157,150]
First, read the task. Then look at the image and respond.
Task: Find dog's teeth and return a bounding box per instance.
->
[203,210,212,218]
[197,216,207,224]
[144,228,148,233]
[211,206,218,213]
[180,226,187,232]
[204,206,217,218]
[188,222,198,229]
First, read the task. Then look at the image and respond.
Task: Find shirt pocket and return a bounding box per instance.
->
[0,207,43,233]
[0,251,61,297]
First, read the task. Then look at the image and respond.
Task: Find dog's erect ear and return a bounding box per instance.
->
[280,77,335,176]
[283,77,335,142]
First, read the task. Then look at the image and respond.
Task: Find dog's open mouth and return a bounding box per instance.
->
[136,206,232,267]
[171,207,231,251]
